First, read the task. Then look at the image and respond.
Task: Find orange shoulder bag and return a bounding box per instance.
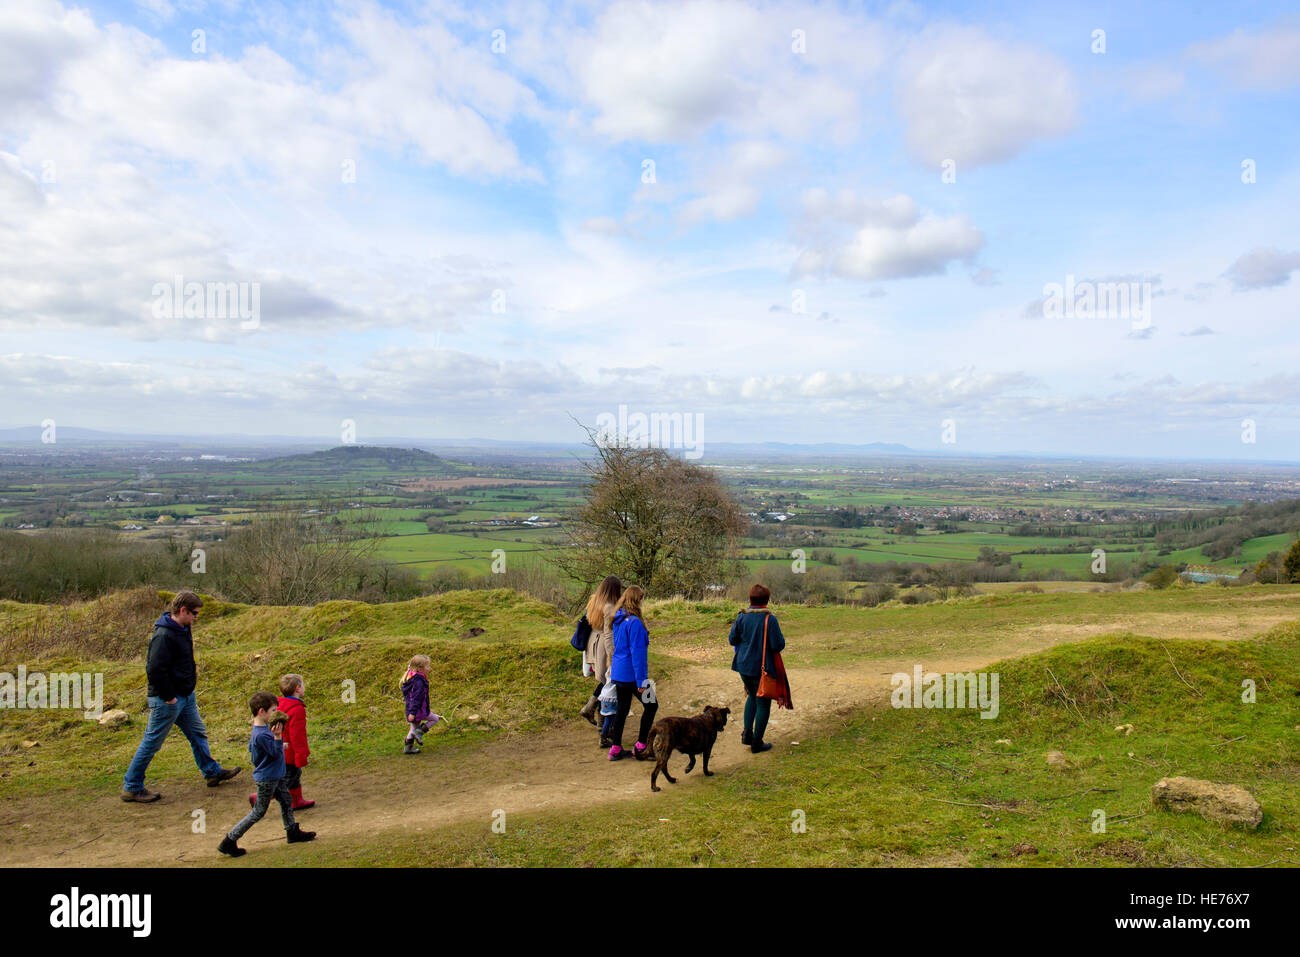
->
[756,612,783,699]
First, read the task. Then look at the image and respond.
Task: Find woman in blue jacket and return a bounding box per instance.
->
[608,585,658,761]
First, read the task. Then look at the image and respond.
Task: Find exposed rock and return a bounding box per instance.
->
[1115,724,1134,735]
[460,627,486,639]
[98,709,130,727]
[1045,750,1072,770]
[333,642,360,655]
[21,740,38,749]
[467,713,481,723]
[1151,776,1262,829]
[1010,842,1039,857]
[994,739,1012,747]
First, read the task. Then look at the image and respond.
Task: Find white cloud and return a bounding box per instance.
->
[679,183,761,225]
[575,0,755,141]
[0,151,46,213]
[792,189,983,280]
[1188,23,1300,90]
[677,140,786,225]
[895,24,1077,167]
[1224,248,1300,290]
[2,0,538,185]
[572,0,886,143]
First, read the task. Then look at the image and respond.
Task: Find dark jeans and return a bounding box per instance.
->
[741,673,772,741]
[285,764,302,790]
[228,777,294,840]
[611,681,658,749]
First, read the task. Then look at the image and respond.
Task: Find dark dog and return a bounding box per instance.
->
[647,706,730,792]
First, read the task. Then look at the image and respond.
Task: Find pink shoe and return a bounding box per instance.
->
[607,745,626,761]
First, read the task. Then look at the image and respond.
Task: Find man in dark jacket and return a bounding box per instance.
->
[122,591,240,802]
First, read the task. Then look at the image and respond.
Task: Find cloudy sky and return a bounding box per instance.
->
[2,0,1299,458]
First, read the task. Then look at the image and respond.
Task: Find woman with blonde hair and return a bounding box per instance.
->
[579,575,623,735]
[608,584,658,761]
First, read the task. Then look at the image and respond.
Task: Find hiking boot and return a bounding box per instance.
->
[403,739,419,754]
[599,734,613,749]
[121,788,161,803]
[286,823,316,844]
[206,767,241,787]
[217,836,245,858]
[633,742,655,762]
[740,730,753,746]
[751,740,773,753]
[579,695,599,726]
[607,745,627,761]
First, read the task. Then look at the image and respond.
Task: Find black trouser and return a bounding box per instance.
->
[741,673,772,741]
[285,763,302,790]
[611,681,658,749]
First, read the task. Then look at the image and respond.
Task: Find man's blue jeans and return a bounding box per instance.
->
[123,693,222,792]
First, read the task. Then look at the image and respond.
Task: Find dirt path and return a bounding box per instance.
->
[0,620,1263,867]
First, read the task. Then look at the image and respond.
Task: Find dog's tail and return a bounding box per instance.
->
[649,726,669,760]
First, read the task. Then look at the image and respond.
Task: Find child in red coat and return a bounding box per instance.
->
[250,673,315,811]
[278,674,313,810]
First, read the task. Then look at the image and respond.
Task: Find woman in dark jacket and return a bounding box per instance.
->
[728,584,784,753]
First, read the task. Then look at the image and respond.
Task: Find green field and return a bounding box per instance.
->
[6,446,1299,594]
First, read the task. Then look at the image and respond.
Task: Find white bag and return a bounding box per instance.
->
[599,680,618,705]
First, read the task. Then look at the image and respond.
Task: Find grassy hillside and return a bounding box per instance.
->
[0,587,589,797]
[290,625,1300,867]
[2,584,1298,867]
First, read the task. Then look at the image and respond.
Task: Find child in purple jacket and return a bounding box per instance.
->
[401,655,442,754]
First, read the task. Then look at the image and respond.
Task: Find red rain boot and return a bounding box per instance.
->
[290,787,315,811]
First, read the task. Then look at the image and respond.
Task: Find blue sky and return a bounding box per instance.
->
[2,0,1298,459]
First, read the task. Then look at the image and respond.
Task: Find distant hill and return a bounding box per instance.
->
[247,445,452,475]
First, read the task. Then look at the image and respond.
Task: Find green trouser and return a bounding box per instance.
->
[741,674,771,741]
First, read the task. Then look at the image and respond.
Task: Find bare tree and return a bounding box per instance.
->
[554,432,748,598]
[214,500,382,605]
